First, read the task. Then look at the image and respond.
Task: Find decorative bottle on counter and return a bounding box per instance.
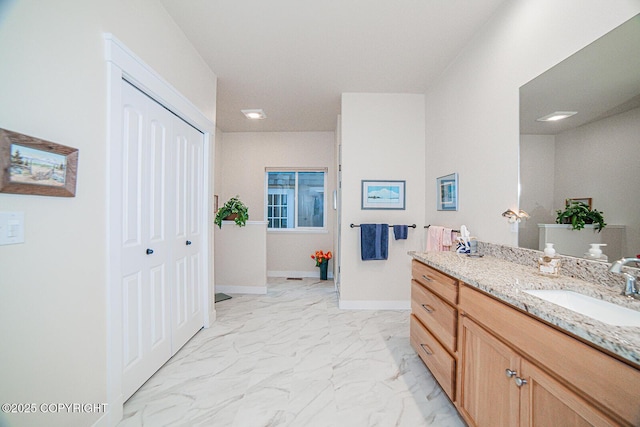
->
[539,243,561,276]
[544,243,556,257]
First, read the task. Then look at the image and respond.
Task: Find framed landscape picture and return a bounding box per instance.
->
[436,173,458,211]
[0,128,78,197]
[361,180,405,210]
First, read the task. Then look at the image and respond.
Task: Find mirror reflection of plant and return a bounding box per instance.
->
[214,195,249,228]
[555,201,606,232]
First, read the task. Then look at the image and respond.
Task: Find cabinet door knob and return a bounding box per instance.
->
[505,369,517,378]
[515,377,528,387]
[421,304,435,314]
[186,240,192,246]
[146,248,154,255]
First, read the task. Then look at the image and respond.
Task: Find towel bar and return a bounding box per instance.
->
[425,224,460,232]
[350,223,417,228]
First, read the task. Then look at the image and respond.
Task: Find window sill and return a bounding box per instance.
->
[267,228,329,234]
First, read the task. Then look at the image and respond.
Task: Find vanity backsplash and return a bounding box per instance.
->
[477,241,627,290]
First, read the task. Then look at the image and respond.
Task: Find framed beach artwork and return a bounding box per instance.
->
[361,180,405,210]
[436,173,458,211]
[0,128,79,197]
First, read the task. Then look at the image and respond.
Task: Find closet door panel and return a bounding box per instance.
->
[171,121,204,350]
[121,82,172,401]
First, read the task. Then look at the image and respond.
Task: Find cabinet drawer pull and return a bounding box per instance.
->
[421,274,434,282]
[515,377,528,387]
[505,369,517,378]
[420,344,433,355]
[421,304,435,314]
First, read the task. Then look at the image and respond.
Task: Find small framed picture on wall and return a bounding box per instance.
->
[436,173,458,211]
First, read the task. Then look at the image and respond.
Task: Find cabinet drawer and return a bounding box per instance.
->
[412,260,458,305]
[411,280,457,352]
[410,314,456,401]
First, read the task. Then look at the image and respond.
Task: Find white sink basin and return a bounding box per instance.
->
[523,289,640,327]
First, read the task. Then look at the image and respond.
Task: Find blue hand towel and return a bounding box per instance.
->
[361,224,388,260]
[393,225,408,240]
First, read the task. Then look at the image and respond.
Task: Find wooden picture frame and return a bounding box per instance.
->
[566,197,592,209]
[437,173,458,211]
[361,180,406,210]
[0,128,78,197]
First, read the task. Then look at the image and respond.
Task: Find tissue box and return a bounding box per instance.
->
[538,256,561,276]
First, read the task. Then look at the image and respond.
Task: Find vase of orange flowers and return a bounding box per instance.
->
[311,250,332,280]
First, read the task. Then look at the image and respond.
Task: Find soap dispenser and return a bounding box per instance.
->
[586,243,607,261]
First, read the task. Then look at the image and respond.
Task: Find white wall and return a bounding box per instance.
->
[424,0,640,247]
[0,1,216,426]
[554,107,640,256]
[217,131,336,277]
[519,134,555,249]
[340,93,426,308]
[214,221,268,293]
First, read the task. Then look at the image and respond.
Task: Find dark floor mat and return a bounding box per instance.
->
[214,293,232,303]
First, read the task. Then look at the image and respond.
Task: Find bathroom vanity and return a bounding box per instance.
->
[409,249,640,426]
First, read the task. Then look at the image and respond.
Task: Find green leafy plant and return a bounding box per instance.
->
[555,201,606,232]
[214,196,249,228]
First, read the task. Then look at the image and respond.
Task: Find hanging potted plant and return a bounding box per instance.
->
[214,196,249,228]
[555,200,606,232]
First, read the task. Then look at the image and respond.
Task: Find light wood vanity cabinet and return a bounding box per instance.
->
[410,260,459,402]
[458,284,640,427]
[410,258,640,427]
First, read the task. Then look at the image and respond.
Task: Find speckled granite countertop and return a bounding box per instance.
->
[409,250,640,368]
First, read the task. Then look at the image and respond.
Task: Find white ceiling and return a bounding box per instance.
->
[160,0,507,132]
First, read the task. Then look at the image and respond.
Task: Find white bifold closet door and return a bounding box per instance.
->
[120,80,204,400]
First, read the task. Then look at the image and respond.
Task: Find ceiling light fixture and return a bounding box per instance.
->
[536,111,577,122]
[241,109,267,120]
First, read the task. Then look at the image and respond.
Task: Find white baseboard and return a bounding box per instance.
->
[338,299,411,310]
[215,285,267,294]
[268,270,334,279]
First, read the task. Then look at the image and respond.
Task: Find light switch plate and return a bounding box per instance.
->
[0,211,25,245]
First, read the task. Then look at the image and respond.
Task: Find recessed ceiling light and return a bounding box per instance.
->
[536,111,577,122]
[241,109,267,120]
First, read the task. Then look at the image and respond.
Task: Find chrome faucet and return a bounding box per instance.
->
[609,258,640,299]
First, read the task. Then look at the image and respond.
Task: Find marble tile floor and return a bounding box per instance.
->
[118,278,465,427]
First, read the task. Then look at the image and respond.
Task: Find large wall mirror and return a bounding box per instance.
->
[518,14,640,262]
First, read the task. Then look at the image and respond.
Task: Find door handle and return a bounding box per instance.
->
[146,248,154,255]
[186,240,192,246]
